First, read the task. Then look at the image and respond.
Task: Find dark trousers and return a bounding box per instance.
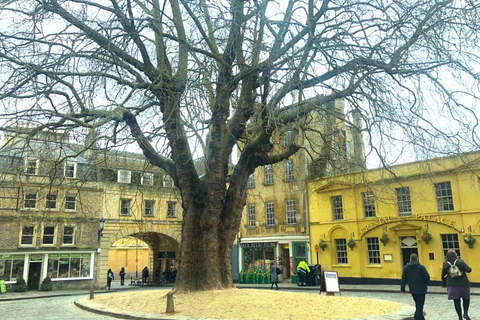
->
[411,293,426,320]
[107,278,112,289]
[120,275,125,285]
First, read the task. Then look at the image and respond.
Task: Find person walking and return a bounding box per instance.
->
[400,253,430,320]
[107,268,114,289]
[269,262,281,290]
[119,267,126,286]
[142,266,149,284]
[441,249,472,320]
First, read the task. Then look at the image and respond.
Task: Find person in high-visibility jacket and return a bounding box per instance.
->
[296,261,310,286]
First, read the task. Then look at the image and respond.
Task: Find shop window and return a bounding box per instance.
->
[247,173,255,189]
[396,187,411,215]
[144,200,155,216]
[335,239,348,264]
[435,181,454,212]
[167,201,176,217]
[441,234,460,259]
[120,199,132,215]
[265,201,275,226]
[47,253,92,279]
[45,194,57,210]
[63,226,75,245]
[243,246,274,271]
[142,173,154,186]
[65,195,77,211]
[23,192,37,209]
[284,159,295,182]
[20,226,35,245]
[42,226,56,245]
[25,158,38,175]
[0,255,25,282]
[366,237,380,264]
[117,170,131,183]
[64,161,77,178]
[286,199,296,224]
[264,165,273,185]
[247,204,256,227]
[362,192,376,218]
[331,195,344,220]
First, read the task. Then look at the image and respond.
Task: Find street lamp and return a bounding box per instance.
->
[98,217,105,241]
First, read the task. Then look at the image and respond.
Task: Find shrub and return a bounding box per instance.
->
[14,276,27,292]
[40,276,53,291]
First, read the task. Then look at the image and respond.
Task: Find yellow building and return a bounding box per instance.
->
[308,152,480,285]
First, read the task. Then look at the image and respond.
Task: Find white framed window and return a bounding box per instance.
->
[286,199,296,224]
[144,200,155,216]
[331,195,344,220]
[247,173,255,189]
[366,237,380,264]
[265,201,275,226]
[46,194,57,210]
[42,225,56,245]
[62,226,75,245]
[441,234,460,258]
[335,239,348,264]
[20,226,35,246]
[247,204,255,227]
[264,165,273,185]
[47,252,93,279]
[23,192,37,209]
[120,199,132,215]
[64,161,77,178]
[283,130,292,147]
[25,158,38,175]
[167,201,176,217]
[362,192,375,218]
[396,187,411,215]
[284,159,294,182]
[435,181,454,212]
[117,170,131,183]
[163,175,173,187]
[141,173,154,186]
[65,195,77,211]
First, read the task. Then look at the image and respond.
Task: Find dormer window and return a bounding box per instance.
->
[117,170,131,183]
[142,173,154,186]
[64,161,77,178]
[25,158,38,175]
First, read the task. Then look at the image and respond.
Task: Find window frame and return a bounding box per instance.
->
[144,200,155,217]
[362,192,376,218]
[163,175,174,187]
[265,201,275,226]
[335,239,348,264]
[20,226,35,246]
[435,181,454,212]
[283,130,292,147]
[284,159,295,182]
[41,225,57,246]
[396,187,412,215]
[64,161,77,178]
[25,158,38,175]
[247,173,255,189]
[247,204,256,227]
[141,173,154,186]
[366,237,381,264]
[120,198,132,216]
[117,170,131,184]
[65,194,77,211]
[62,226,75,246]
[167,201,176,217]
[23,192,37,210]
[264,164,273,185]
[285,199,297,225]
[441,234,460,259]
[45,194,58,210]
[331,195,344,220]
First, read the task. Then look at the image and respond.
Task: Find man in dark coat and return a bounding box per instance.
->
[401,253,430,320]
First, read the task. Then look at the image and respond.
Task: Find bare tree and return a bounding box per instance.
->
[0,0,479,291]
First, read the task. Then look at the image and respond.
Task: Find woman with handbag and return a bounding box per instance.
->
[441,249,472,320]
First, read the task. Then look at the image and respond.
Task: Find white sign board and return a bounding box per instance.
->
[323,271,340,294]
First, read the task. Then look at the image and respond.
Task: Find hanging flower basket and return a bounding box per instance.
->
[319,239,327,251]
[421,228,432,244]
[347,238,356,250]
[464,233,476,249]
[380,232,389,246]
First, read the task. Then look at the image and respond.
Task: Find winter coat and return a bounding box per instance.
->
[119,268,126,277]
[441,258,471,288]
[142,268,149,278]
[270,266,281,283]
[400,261,430,294]
[107,270,114,281]
[297,261,310,273]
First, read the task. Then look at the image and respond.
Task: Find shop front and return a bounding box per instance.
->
[0,251,95,290]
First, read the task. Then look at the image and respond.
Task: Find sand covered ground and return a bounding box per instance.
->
[92,288,401,320]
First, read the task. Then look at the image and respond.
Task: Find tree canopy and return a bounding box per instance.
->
[1,0,479,291]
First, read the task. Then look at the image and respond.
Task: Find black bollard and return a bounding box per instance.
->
[89,287,94,299]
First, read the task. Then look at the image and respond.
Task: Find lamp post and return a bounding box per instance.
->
[98,217,105,242]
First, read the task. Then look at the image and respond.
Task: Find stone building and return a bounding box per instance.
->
[0,123,182,290]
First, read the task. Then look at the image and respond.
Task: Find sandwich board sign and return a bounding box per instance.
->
[323,271,341,295]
